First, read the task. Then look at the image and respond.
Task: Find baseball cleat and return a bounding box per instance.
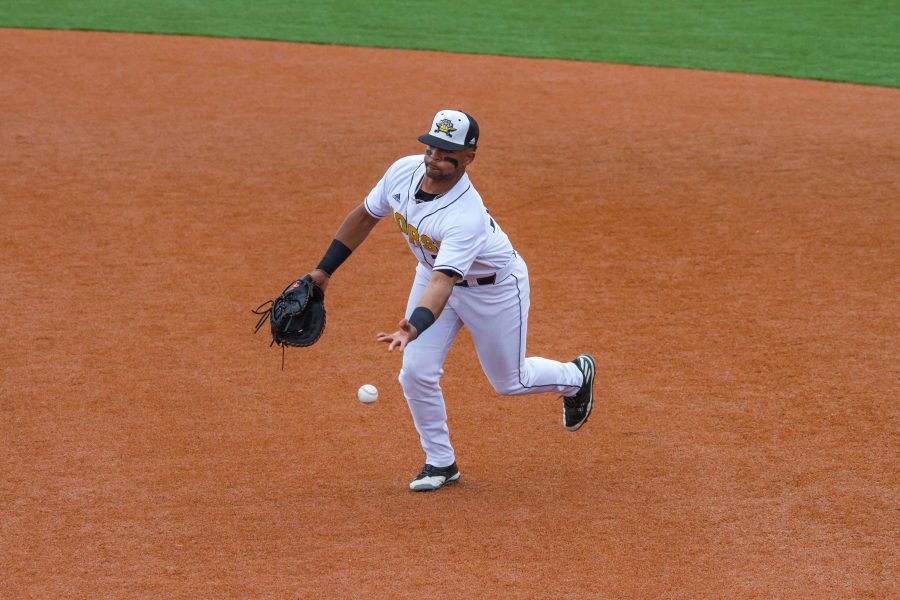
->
[563,354,596,431]
[409,462,461,492]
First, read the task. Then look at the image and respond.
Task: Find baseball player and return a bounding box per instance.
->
[307,109,596,491]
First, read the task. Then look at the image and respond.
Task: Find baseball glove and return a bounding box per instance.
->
[253,275,326,366]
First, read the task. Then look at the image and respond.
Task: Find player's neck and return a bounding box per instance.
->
[420,171,465,195]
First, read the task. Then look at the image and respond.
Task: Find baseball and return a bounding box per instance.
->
[357,384,378,404]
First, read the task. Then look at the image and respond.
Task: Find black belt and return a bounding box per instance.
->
[455,274,496,287]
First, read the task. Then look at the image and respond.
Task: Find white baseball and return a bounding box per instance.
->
[357,384,378,404]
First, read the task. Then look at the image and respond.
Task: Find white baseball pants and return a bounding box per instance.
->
[399,255,583,467]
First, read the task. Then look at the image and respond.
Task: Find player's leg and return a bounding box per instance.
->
[457,256,583,397]
[399,269,464,469]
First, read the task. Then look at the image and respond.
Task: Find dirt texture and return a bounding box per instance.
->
[1,29,898,598]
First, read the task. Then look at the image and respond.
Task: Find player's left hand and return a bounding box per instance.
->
[376,319,419,352]
[307,268,330,291]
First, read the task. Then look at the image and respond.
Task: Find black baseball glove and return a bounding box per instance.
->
[253,275,326,365]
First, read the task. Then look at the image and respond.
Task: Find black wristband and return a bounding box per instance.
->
[408,307,436,336]
[316,239,353,275]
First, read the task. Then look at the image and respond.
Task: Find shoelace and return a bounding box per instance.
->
[419,464,454,478]
[563,364,588,408]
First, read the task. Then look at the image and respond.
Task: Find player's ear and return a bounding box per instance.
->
[464,150,476,166]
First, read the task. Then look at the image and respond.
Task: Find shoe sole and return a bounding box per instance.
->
[409,472,461,492]
[565,354,595,432]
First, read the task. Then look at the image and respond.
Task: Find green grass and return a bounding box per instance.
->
[2,1,898,87]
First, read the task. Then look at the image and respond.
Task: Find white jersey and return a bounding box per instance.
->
[363,155,515,279]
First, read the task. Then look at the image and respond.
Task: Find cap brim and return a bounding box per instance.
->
[418,134,469,151]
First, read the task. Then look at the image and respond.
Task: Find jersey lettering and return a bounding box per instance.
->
[392,209,408,234]
[392,208,440,250]
[373,157,512,276]
[421,235,439,253]
[408,225,421,248]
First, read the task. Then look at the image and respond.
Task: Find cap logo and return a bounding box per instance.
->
[433,118,457,138]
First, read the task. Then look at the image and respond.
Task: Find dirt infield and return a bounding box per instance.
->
[1,28,897,598]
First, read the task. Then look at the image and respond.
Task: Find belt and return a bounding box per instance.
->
[455,274,496,287]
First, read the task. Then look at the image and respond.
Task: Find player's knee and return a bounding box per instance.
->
[487,371,524,396]
[489,377,526,396]
[398,363,442,393]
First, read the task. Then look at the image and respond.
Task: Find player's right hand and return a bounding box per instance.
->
[376,319,418,352]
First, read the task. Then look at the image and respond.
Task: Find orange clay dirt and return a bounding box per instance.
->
[1,29,897,598]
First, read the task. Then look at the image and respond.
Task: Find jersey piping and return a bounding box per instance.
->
[410,183,470,269]
[364,196,389,219]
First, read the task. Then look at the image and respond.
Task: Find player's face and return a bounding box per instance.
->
[423,146,474,181]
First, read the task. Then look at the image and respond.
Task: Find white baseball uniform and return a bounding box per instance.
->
[364,155,583,467]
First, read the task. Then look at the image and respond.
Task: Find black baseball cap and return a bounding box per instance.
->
[418,109,479,151]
